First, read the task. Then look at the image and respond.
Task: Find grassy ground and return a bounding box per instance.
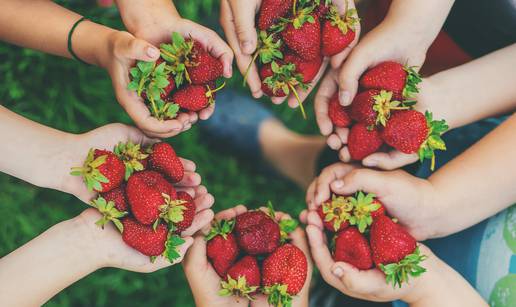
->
[0,1,321,306]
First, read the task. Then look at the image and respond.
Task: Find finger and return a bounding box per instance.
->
[314,72,338,135]
[220,0,262,96]
[179,158,196,172]
[330,168,389,196]
[175,187,195,196]
[271,96,287,105]
[175,172,201,187]
[338,49,371,106]
[122,35,160,62]
[194,185,208,196]
[327,134,343,150]
[331,262,387,296]
[299,210,308,224]
[182,209,215,237]
[305,225,341,286]
[123,124,158,146]
[228,0,259,55]
[306,178,318,209]
[338,146,351,162]
[335,127,349,144]
[215,205,248,220]
[194,193,215,212]
[314,163,356,205]
[199,104,215,120]
[362,151,419,170]
[306,210,324,230]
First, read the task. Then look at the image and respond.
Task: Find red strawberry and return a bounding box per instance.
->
[235,210,280,255]
[148,142,184,183]
[188,42,223,85]
[219,256,261,299]
[333,227,373,270]
[360,61,422,99]
[370,215,427,287]
[350,89,405,127]
[126,170,177,225]
[101,184,128,211]
[71,149,125,193]
[328,93,352,128]
[381,110,448,170]
[170,82,225,112]
[282,13,321,60]
[260,63,285,97]
[348,191,383,233]
[347,123,383,161]
[314,2,330,19]
[258,0,293,30]
[173,191,196,233]
[206,219,240,278]
[284,53,323,83]
[262,244,308,306]
[114,141,149,180]
[122,217,168,256]
[141,76,176,101]
[322,7,359,56]
[317,194,353,232]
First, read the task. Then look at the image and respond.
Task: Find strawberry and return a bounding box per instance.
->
[126,170,177,225]
[262,243,308,306]
[284,52,323,83]
[371,200,386,219]
[281,11,321,60]
[333,227,373,270]
[101,184,128,212]
[173,191,196,233]
[71,149,125,193]
[148,142,184,183]
[258,0,293,30]
[381,110,448,170]
[219,256,260,299]
[348,191,382,233]
[370,215,427,287]
[235,210,280,255]
[122,217,186,262]
[317,194,353,232]
[114,141,149,180]
[347,122,383,161]
[206,219,240,278]
[322,6,359,56]
[90,195,128,232]
[243,31,284,85]
[260,61,308,118]
[328,93,352,128]
[350,90,407,127]
[314,1,330,19]
[141,75,176,101]
[187,42,224,85]
[359,61,422,99]
[170,82,225,112]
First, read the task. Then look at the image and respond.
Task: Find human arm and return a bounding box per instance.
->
[0,208,193,306]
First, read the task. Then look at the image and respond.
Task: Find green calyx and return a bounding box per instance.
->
[128,60,170,101]
[379,246,427,288]
[70,149,109,192]
[159,32,195,87]
[114,141,149,180]
[271,0,316,33]
[328,6,359,35]
[205,218,235,241]
[402,66,422,99]
[157,193,187,229]
[219,275,258,300]
[348,192,380,233]
[418,111,449,171]
[90,196,128,233]
[322,194,354,231]
[372,90,409,127]
[266,201,299,242]
[163,232,186,263]
[264,61,308,119]
[243,31,283,86]
[151,99,180,121]
[263,284,292,307]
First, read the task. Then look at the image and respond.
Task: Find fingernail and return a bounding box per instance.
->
[241,41,254,54]
[332,266,344,278]
[147,46,159,59]
[339,91,350,106]
[333,180,344,188]
[363,159,377,167]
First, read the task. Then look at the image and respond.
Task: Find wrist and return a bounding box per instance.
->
[416,77,458,130]
[401,247,443,305]
[72,20,117,68]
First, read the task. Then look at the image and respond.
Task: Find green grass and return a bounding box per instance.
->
[0,1,321,306]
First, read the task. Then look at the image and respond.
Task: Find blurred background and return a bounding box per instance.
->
[0,1,320,306]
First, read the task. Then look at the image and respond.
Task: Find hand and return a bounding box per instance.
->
[76,208,194,271]
[250,210,312,307]
[306,163,437,241]
[183,205,250,307]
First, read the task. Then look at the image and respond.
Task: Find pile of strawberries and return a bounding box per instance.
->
[318,192,426,287]
[248,0,359,118]
[206,203,307,306]
[128,32,225,120]
[71,141,195,262]
[328,61,449,170]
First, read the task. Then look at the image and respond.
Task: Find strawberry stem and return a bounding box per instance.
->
[148,95,159,119]
[243,52,260,86]
[293,0,297,16]
[159,48,178,60]
[287,83,306,119]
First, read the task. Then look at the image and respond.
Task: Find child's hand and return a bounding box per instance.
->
[78,208,194,271]
[183,205,250,307]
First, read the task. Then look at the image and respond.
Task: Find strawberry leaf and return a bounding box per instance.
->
[164,234,186,263]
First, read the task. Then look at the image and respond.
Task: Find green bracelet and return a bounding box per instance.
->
[67,17,88,65]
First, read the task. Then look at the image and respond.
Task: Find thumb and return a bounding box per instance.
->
[124,37,160,62]
[338,51,370,106]
[362,150,419,170]
[330,168,390,196]
[229,0,258,55]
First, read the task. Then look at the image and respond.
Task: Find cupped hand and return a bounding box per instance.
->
[183,205,250,307]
